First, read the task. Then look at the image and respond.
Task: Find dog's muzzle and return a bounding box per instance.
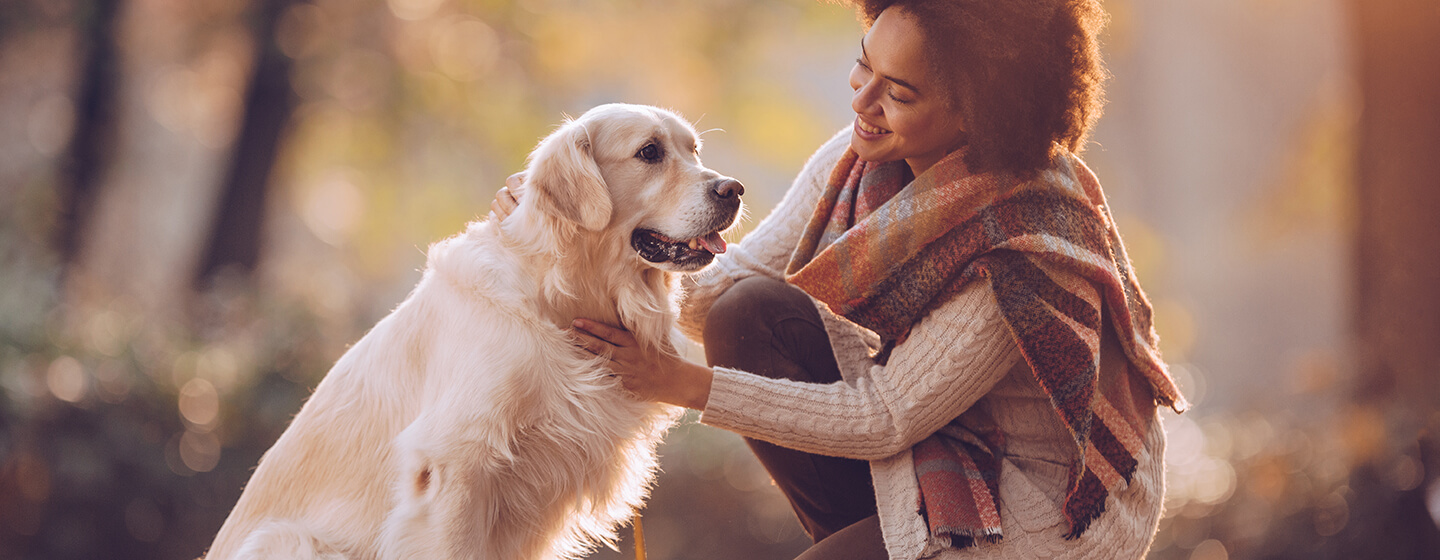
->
[630,229,727,268]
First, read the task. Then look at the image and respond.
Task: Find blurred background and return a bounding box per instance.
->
[0,0,1437,558]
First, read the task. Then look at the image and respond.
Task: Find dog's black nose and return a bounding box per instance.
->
[711,178,745,199]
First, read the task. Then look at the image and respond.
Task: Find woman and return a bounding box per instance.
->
[496,1,1186,558]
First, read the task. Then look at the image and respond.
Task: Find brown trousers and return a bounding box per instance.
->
[703,277,888,560]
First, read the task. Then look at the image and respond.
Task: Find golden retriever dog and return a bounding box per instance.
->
[205,103,743,560]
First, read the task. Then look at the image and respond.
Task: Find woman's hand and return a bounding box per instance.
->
[488,173,525,221]
[570,318,713,410]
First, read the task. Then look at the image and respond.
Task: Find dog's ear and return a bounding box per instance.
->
[524,121,612,231]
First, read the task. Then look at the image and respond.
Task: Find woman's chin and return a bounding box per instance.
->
[849,132,893,163]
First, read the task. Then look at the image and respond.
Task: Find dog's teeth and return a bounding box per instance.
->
[688,238,700,250]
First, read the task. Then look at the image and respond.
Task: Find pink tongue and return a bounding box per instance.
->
[697,232,727,254]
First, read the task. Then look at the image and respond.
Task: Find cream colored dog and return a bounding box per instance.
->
[206,103,743,560]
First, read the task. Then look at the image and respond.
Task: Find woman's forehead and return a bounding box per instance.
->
[862,8,933,92]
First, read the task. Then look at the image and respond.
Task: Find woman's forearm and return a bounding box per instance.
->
[699,280,1021,460]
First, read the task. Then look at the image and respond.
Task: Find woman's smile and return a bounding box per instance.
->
[854,117,893,138]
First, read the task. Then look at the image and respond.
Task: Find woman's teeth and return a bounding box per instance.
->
[858,119,891,134]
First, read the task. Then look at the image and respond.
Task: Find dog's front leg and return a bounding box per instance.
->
[378,413,552,560]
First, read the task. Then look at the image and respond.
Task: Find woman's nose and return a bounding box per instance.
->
[851,79,880,115]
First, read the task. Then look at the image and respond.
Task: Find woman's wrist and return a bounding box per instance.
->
[674,359,714,411]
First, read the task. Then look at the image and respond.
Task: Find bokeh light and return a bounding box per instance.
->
[46,356,87,403]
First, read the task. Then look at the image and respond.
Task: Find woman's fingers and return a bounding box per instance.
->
[565,317,707,408]
[490,187,518,220]
[569,328,612,357]
[490,173,525,221]
[506,172,526,190]
[572,319,635,347]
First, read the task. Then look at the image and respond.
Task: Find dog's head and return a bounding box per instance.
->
[521,103,743,273]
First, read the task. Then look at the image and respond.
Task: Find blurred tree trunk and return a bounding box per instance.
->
[54,0,123,267]
[194,0,301,286]
[1342,0,1440,557]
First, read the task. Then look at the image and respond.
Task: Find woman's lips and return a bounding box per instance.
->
[854,117,892,140]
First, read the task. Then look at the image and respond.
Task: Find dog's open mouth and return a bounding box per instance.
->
[630,228,727,268]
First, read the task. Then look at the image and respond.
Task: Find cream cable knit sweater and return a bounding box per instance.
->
[679,129,1166,559]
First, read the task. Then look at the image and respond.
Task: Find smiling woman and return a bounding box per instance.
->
[847,0,1108,176]
[846,9,969,177]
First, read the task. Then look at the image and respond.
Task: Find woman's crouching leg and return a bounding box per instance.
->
[703,276,878,542]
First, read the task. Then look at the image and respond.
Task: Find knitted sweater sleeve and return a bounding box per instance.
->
[675,128,853,343]
[699,279,1023,461]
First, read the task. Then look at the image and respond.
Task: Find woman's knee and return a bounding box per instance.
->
[703,277,837,382]
[705,276,812,339]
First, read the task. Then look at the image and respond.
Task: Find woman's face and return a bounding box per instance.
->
[848,8,968,176]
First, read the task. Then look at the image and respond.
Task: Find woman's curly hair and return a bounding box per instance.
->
[844,0,1108,175]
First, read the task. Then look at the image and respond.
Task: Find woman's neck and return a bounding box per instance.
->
[905,156,938,178]
[905,141,966,177]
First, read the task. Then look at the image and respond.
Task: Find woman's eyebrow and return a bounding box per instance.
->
[859,37,921,94]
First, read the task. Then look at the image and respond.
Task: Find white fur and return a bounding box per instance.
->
[206,104,741,560]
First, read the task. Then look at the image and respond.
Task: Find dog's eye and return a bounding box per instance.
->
[635,143,662,164]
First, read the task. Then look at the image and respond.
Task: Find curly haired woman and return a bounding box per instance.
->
[496,1,1187,558]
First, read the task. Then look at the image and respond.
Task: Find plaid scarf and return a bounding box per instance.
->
[786,148,1186,548]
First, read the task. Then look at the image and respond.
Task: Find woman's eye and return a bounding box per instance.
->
[636,143,662,163]
[887,91,910,104]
